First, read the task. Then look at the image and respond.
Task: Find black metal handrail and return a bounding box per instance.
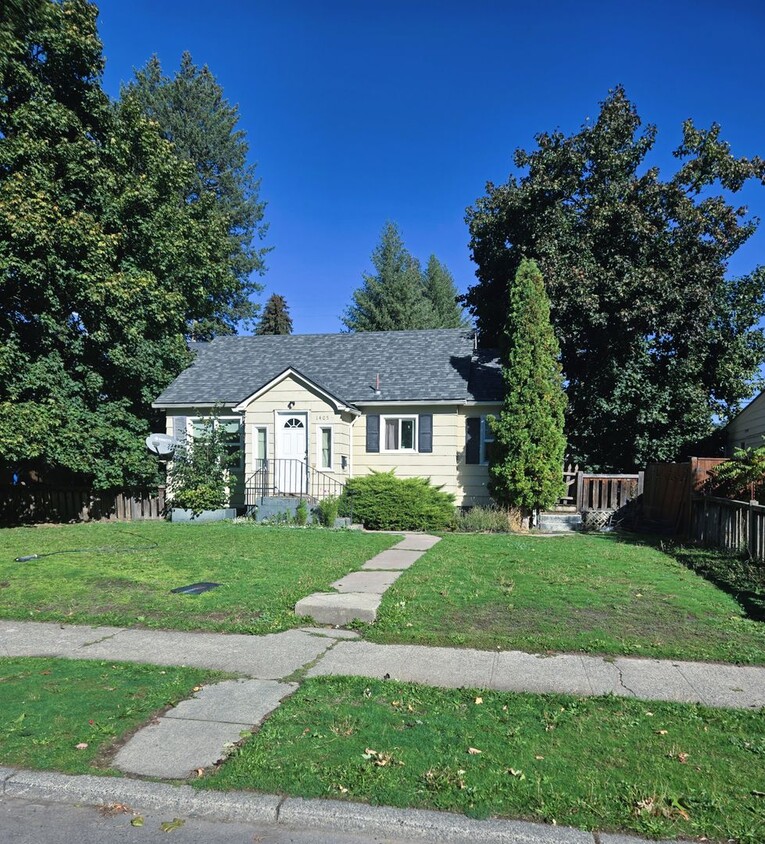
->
[245,459,345,507]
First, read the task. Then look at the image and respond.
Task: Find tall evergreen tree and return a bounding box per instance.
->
[0,0,254,489]
[465,87,765,470]
[422,255,468,328]
[488,260,567,527]
[256,293,293,335]
[342,222,434,332]
[125,52,269,335]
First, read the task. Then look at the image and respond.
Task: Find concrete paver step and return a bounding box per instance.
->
[114,679,297,779]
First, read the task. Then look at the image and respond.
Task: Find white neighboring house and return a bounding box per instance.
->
[724,389,765,453]
[152,329,503,510]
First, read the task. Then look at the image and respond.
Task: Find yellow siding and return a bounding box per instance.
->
[240,375,354,486]
[352,404,501,507]
[727,391,765,453]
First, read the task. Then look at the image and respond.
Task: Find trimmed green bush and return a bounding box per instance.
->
[340,471,455,531]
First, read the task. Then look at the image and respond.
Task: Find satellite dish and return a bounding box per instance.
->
[146,433,176,457]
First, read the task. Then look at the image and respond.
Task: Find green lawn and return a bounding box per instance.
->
[367,533,765,664]
[0,522,397,634]
[203,675,765,843]
[0,657,224,773]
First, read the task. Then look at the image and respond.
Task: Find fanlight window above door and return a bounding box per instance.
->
[284,417,305,428]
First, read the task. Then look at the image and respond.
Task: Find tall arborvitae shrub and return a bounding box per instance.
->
[489,259,567,527]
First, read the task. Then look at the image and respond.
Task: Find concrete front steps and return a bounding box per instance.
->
[538,511,582,532]
[295,534,440,625]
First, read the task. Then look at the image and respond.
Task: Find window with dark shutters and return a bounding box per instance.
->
[465,417,481,464]
[418,414,433,453]
[366,414,380,452]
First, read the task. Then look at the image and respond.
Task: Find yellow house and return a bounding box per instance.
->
[152,329,502,511]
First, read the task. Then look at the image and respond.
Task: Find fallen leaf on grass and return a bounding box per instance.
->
[507,768,526,780]
[467,747,482,755]
[534,755,545,760]
[362,748,403,767]
[160,818,185,832]
[656,729,668,735]
[474,696,483,705]
[75,743,88,750]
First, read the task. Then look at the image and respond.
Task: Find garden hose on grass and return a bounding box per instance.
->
[13,531,159,562]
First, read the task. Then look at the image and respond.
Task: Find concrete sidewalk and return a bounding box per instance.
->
[0,621,765,709]
[1,618,763,709]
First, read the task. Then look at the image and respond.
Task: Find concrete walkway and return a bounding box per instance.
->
[295,533,441,624]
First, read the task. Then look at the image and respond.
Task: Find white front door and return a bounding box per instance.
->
[276,413,308,494]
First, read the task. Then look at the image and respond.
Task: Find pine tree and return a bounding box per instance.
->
[341,222,435,331]
[256,294,293,335]
[488,259,567,526]
[125,52,269,335]
[422,255,468,328]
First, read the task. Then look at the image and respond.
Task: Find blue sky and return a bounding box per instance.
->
[97,0,765,335]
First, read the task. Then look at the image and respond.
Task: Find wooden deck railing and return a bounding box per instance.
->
[576,472,644,512]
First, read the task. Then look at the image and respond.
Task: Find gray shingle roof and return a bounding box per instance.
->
[154,329,502,407]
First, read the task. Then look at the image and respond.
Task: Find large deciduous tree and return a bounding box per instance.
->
[125,52,269,336]
[0,0,264,489]
[488,260,567,526]
[256,293,293,335]
[464,86,765,470]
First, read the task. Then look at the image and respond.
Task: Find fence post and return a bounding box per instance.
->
[575,472,584,512]
[750,499,756,559]
[637,471,644,496]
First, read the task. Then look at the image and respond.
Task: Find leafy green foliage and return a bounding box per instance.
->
[449,505,510,533]
[489,260,566,516]
[0,3,267,489]
[465,86,765,470]
[256,293,293,335]
[708,446,765,502]
[125,52,268,336]
[169,417,235,515]
[203,676,765,844]
[422,255,468,328]
[342,223,465,331]
[294,499,308,526]
[314,495,340,527]
[341,471,455,531]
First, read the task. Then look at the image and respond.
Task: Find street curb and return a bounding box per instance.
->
[0,768,668,844]
[279,795,592,842]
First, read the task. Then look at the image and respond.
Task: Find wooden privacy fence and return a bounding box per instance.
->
[0,486,166,525]
[690,495,765,561]
[576,472,644,512]
[641,458,727,534]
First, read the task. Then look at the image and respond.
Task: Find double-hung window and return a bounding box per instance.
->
[319,426,333,470]
[382,416,417,452]
[480,415,496,465]
[187,417,243,470]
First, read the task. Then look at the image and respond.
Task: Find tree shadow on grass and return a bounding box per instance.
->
[595,530,765,624]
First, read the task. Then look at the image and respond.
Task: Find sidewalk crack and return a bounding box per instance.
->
[82,630,123,648]
[673,664,706,705]
[615,663,638,697]
[274,795,287,822]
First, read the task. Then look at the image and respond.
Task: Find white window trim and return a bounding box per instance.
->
[317,425,334,470]
[254,426,268,464]
[187,415,244,470]
[480,415,495,465]
[381,415,418,453]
